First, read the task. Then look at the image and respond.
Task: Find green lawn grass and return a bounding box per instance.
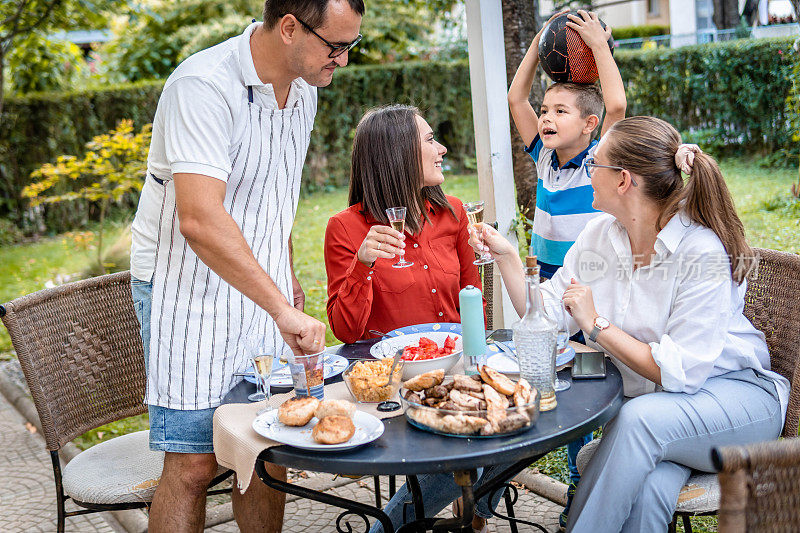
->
[1,160,797,495]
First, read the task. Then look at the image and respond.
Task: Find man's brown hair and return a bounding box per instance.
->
[263,0,365,30]
[545,82,604,122]
[348,105,455,235]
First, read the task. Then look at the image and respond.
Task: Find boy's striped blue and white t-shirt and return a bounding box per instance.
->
[525,135,602,266]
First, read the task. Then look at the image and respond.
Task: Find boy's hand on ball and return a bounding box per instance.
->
[566,10,612,51]
[532,8,570,51]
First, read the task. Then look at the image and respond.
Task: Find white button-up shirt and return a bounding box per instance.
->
[542,212,790,420]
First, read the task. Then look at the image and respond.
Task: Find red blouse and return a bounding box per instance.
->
[324,196,482,344]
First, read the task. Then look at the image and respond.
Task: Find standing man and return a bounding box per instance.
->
[129,1,364,531]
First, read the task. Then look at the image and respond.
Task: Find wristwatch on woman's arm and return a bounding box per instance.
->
[588,316,611,343]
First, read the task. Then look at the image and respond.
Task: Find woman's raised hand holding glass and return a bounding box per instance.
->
[463,201,494,266]
[356,222,406,267]
[385,207,413,268]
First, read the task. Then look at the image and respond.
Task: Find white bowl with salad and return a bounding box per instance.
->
[370,331,463,380]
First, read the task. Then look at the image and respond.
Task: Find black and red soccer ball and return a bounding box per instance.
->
[538,12,614,84]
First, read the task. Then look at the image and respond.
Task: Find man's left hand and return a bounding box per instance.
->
[292,274,305,311]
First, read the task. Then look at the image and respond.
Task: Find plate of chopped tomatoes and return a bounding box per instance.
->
[370,331,463,379]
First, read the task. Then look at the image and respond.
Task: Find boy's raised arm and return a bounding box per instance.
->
[507,39,542,148]
[508,10,568,148]
[567,10,627,136]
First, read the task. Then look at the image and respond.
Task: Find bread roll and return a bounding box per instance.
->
[404,369,445,391]
[278,396,320,426]
[314,399,356,420]
[312,415,356,444]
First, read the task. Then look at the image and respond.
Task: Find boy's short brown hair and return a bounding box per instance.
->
[545,82,604,120]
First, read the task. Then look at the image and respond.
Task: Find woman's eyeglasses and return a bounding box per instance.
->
[585,157,637,187]
[293,15,362,58]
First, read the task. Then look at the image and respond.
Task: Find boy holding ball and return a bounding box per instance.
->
[506,9,626,530]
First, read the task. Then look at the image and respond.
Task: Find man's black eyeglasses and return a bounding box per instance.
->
[293,15,362,58]
[585,157,638,186]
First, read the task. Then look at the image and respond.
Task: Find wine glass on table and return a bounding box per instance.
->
[244,336,275,408]
[544,300,571,392]
[463,201,494,266]
[385,207,413,269]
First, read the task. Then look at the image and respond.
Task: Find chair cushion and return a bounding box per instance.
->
[62,430,164,504]
[674,473,719,514]
[574,437,719,514]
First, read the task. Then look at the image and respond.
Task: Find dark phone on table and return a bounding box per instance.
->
[571,351,606,379]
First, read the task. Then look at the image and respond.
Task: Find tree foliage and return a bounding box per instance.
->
[102,0,460,82]
[0,0,114,111]
[7,30,85,93]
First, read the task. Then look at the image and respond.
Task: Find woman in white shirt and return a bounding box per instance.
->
[471,116,789,532]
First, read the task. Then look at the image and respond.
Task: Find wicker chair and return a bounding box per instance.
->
[0,271,232,532]
[713,437,800,532]
[575,247,800,533]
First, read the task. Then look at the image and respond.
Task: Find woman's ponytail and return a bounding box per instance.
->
[605,117,755,284]
[681,152,755,284]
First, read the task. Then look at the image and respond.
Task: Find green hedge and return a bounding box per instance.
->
[616,37,796,155]
[612,25,671,40]
[1,37,796,231]
[0,80,164,230]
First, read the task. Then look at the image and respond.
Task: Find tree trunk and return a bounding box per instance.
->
[791,0,800,21]
[0,47,5,118]
[713,0,741,29]
[502,0,542,232]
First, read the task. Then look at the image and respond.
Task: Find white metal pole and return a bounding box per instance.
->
[465,0,520,327]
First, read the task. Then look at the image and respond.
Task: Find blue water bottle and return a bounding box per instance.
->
[459,285,487,375]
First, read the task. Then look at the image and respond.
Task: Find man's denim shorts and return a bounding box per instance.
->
[131,277,216,454]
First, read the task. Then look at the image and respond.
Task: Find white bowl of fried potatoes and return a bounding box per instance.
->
[399,365,541,437]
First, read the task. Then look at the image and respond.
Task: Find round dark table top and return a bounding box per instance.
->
[222,351,623,477]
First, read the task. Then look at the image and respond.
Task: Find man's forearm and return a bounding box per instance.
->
[182,208,291,318]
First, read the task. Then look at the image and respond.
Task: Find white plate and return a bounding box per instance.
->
[251,410,385,451]
[486,345,576,374]
[245,354,349,387]
[370,331,463,359]
[370,332,464,379]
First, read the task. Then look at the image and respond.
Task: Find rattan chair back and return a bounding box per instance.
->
[715,437,800,532]
[0,271,146,451]
[742,248,800,438]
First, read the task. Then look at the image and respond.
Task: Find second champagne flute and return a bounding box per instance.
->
[385,207,413,268]
[244,336,275,406]
[463,200,494,266]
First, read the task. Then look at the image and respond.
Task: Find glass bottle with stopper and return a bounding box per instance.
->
[512,255,558,411]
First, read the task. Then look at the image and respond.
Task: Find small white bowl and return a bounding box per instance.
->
[371,332,463,380]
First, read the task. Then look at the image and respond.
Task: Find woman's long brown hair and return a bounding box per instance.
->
[604,116,755,283]
[348,105,455,234]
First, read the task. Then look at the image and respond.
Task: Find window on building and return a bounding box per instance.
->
[648,0,659,16]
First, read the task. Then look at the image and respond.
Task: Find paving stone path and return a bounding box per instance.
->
[0,382,122,532]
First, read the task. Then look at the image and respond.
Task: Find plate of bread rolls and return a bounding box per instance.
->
[252,397,385,451]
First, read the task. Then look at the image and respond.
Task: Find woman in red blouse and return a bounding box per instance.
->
[324,105,481,343]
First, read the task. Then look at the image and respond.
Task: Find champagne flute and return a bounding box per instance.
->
[244,336,275,406]
[463,201,494,266]
[544,300,571,392]
[385,207,413,268]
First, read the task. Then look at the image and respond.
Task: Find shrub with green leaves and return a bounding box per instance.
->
[7,31,86,94]
[612,25,671,40]
[617,37,796,156]
[23,120,150,271]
